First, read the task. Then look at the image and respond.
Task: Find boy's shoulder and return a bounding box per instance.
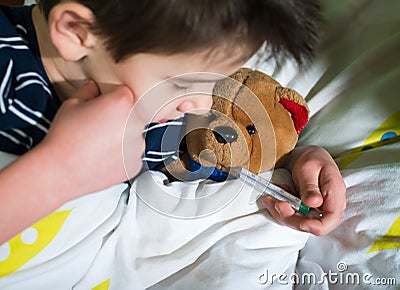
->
[0,4,49,97]
[0,4,43,47]
[0,4,60,155]
[0,4,33,36]
[0,5,36,65]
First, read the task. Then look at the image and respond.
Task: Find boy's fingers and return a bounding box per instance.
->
[71,80,100,101]
[309,171,346,235]
[93,85,135,110]
[293,168,324,208]
[262,197,311,232]
[299,184,323,208]
[319,165,347,212]
[296,209,343,236]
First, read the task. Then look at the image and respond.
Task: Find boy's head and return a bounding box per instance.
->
[35,0,321,123]
[38,0,322,65]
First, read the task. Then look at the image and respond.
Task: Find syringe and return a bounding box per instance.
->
[229,167,322,219]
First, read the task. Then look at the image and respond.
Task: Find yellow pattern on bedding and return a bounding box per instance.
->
[0,209,71,276]
[92,278,111,290]
[367,215,400,254]
[338,110,400,169]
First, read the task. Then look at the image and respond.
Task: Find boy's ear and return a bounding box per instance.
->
[48,3,96,61]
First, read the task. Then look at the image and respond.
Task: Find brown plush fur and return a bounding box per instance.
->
[164,68,309,179]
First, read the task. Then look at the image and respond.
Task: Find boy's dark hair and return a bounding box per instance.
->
[38,0,322,66]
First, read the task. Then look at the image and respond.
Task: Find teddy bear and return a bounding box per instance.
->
[143,68,309,183]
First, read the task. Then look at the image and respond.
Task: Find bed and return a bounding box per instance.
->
[0,0,399,289]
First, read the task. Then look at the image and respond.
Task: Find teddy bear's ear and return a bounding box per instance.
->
[276,87,309,133]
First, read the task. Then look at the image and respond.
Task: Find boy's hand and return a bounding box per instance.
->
[0,81,146,244]
[42,81,145,199]
[261,146,346,236]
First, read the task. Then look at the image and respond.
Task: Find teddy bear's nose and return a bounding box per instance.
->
[213,126,238,144]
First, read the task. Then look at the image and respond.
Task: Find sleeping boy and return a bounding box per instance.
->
[0,0,345,247]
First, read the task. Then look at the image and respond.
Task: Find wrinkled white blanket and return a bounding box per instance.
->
[0,153,309,289]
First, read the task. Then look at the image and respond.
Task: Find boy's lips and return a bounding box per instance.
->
[156,114,185,123]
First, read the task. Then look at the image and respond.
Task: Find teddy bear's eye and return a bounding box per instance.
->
[246,125,256,135]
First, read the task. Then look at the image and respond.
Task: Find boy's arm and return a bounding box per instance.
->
[0,81,144,245]
[0,144,70,244]
[262,145,346,236]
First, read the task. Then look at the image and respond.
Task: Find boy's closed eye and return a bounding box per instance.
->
[167,74,227,94]
[171,81,191,92]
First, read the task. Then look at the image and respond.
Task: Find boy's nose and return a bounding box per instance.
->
[177,94,213,114]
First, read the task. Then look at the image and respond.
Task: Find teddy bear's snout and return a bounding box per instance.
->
[213,126,238,144]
